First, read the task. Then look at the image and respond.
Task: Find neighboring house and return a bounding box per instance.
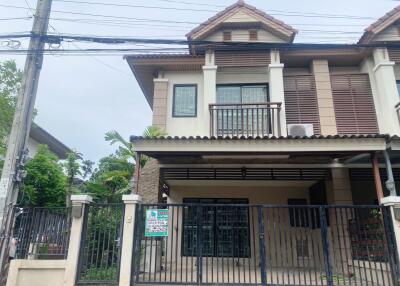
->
[123,2,400,285]
[27,124,71,160]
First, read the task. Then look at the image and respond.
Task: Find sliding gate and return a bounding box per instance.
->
[132,204,400,285]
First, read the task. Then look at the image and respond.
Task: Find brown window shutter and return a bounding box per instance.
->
[223,31,232,41]
[215,51,271,67]
[284,75,321,135]
[331,74,379,135]
[249,30,258,41]
[388,48,400,63]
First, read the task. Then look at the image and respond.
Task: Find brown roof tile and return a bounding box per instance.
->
[186,0,297,39]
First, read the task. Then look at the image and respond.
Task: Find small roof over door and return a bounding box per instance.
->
[186,0,297,45]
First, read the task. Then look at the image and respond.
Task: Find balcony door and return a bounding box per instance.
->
[216,84,269,136]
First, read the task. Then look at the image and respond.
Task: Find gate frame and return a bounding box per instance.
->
[131,203,400,286]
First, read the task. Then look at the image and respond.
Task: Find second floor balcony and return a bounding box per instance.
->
[209,102,282,137]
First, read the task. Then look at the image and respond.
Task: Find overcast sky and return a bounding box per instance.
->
[0,0,398,162]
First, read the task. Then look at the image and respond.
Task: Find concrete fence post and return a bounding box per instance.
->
[119,194,142,286]
[381,196,400,263]
[63,195,92,286]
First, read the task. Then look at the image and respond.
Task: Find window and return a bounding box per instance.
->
[223,31,232,41]
[288,199,309,228]
[397,80,400,96]
[249,29,258,41]
[172,85,197,117]
[216,84,269,135]
[296,238,309,258]
[182,198,250,257]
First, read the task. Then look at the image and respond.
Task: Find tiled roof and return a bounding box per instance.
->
[359,5,400,43]
[131,134,390,142]
[186,0,297,39]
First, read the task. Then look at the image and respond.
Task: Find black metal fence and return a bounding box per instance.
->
[132,204,400,286]
[76,203,125,285]
[12,206,71,259]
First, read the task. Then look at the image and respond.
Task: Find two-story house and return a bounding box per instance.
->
[125,2,400,285]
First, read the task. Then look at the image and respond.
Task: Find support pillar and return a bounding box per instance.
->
[383,150,397,197]
[372,48,400,135]
[203,50,217,136]
[268,50,287,136]
[64,195,92,286]
[372,152,384,203]
[119,194,142,286]
[380,196,400,264]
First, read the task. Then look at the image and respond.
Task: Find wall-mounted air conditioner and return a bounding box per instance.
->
[287,124,314,137]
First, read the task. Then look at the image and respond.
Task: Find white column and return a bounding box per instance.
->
[64,195,93,286]
[268,50,287,136]
[203,50,217,136]
[372,48,400,135]
[381,196,400,263]
[119,194,142,286]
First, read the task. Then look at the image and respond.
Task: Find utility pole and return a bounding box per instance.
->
[0,0,53,280]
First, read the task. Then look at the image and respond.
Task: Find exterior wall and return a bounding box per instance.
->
[216,67,268,84]
[137,159,161,203]
[152,79,168,131]
[205,29,286,43]
[164,71,205,137]
[311,60,337,136]
[373,25,400,42]
[26,137,40,159]
[6,260,66,286]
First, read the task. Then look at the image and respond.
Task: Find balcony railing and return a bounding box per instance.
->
[209,102,282,137]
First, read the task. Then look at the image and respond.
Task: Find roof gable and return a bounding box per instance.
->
[359,5,400,44]
[186,0,297,43]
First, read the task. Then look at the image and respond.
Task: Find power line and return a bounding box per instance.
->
[2,3,379,21]
[51,0,380,20]
[0,17,32,21]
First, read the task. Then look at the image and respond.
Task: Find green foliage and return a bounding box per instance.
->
[143,125,167,138]
[19,145,67,207]
[63,150,82,207]
[0,60,22,170]
[86,154,134,203]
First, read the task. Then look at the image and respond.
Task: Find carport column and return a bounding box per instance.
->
[203,50,217,136]
[119,194,142,286]
[380,196,400,263]
[268,49,287,136]
[372,48,400,135]
[64,195,93,286]
[328,167,353,274]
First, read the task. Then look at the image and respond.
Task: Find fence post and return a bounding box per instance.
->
[381,196,400,285]
[319,206,333,286]
[257,207,267,286]
[119,194,142,286]
[64,194,92,286]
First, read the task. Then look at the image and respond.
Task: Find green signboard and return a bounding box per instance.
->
[145,209,169,237]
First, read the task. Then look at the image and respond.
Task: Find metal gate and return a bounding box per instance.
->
[132,203,400,286]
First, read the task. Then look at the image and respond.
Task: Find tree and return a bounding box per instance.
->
[0,60,22,171]
[105,125,166,167]
[85,154,134,203]
[82,159,95,179]
[63,150,82,207]
[19,145,66,207]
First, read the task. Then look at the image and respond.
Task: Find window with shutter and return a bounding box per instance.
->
[331,74,379,134]
[284,75,321,135]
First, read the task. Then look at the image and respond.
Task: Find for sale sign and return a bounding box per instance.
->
[145,209,169,237]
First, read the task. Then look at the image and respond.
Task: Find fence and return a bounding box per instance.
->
[132,204,400,286]
[12,206,71,260]
[76,203,125,285]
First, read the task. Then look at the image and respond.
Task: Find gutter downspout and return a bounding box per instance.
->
[383,150,397,197]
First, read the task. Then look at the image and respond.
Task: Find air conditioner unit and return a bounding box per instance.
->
[287,124,314,137]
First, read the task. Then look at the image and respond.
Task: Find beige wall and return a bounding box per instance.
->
[6,260,66,286]
[205,29,286,43]
[164,71,205,136]
[312,60,337,136]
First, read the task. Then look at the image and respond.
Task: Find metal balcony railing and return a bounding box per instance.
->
[209,102,282,137]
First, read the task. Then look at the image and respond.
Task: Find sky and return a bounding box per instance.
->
[0,0,398,163]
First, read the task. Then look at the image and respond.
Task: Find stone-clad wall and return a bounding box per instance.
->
[136,159,161,203]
